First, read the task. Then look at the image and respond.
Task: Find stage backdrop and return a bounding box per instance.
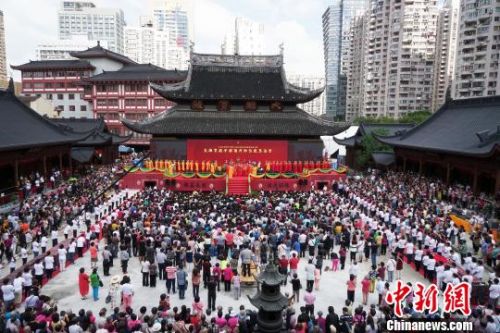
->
[187,139,288,162]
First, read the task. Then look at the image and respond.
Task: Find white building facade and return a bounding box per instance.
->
[431,0,460,112]
[288,74,326,116]
[150,0,192,70]
[362,0,438,118]
[234,17,264,55]
[36,36,107,60]
[58,1,125,54]
[453,0,500,99]
[345,15,367,122]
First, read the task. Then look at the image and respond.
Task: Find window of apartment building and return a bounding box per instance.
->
[68,93,75,100]
[57,105,64,112]
[46,94,52,100]
[55,83,65,89]
[57,94,64,100]
[69,105,76,112]
[80,105,87,112]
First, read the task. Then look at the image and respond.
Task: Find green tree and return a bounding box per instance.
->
[355,129,392,168]
[352,110,431,125]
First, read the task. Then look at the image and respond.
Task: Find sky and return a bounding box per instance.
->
[2,0,332,79]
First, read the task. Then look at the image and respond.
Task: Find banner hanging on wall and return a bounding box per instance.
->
[187,139,288,162]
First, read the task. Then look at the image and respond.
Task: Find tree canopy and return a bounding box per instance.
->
[352,110,432,125]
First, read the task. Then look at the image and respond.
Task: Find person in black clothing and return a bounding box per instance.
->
[339,307,353,333]
[325,306,340,333]
[296,306,309,325]
[291,273,302,304]
[207,275,217,311]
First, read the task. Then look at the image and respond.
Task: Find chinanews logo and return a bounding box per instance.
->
[385,280,471,317]
[386,320,473,332]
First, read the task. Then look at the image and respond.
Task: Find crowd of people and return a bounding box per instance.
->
[0,167,499,333]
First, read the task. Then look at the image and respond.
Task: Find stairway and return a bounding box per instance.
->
[227,176,249,195]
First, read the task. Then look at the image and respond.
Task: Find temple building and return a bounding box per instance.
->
[375,96,500,194]
[0,79,81,195]
[51,118,131,164]
[12,43,186,146]
[123,51,347,162]
[334,123,415,169]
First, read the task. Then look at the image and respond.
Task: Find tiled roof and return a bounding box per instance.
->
[334,122,415,147]
[70,44,136,65]
[85,64,187,82]
[11,60,94,71]
[375,96,500,157]
[0,80,80,151]
[151,52,324,104]
[122,105,348,137]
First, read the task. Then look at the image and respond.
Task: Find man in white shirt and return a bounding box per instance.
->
[489,278,499,307]
[1,278,15,309]
[58,245,67,271]
[44,253,55,279]
[13,272,24,305]
[427,255,436,282]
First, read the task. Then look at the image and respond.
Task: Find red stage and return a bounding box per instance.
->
[120,167,346,194]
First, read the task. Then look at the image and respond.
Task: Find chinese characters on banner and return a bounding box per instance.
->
[385,281,471,317]
[186,139,288,163]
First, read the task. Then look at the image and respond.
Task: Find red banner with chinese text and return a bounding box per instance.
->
[187,139,288,163]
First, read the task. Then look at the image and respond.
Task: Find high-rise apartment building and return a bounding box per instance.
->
[234,17,265,55]
[150,0,192,70]
[288,74,326,116]
[453,0,500,99]
[221,33,235,55]
[431,0,460,112]
[36,35,108,60]
[345,15,367,122]
[0,10,7,85]
[58,1,125,54]
[362,0,438,118]
[322,0,367,120]
[124,22,156,64]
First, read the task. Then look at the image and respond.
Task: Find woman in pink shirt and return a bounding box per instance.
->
[346,274,357,303]
[361,275,371,305]
[215,311,227,329]
[192,296,204,317]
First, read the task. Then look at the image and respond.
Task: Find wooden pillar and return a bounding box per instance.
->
[59,152,63,171]
[446,163,451,184]
[68,151,73,174]
[43,156,47,176]
[14,160,19,186]
[495,169,500,195]
[472,167,478,194]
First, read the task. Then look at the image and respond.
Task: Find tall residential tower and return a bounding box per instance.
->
[453,0,500,99]
[322,0,367,120]
[431,0,460,112]
[0,10,7,85]
[362,0,438,118]
[57,1,125,54]
[150,0,193,70]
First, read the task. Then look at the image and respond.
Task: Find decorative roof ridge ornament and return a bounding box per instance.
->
[476,125,500,147]
[190,52,283,68]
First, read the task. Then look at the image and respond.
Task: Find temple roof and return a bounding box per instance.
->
[122,105,348,137]
[11,60,95,71]
[70,43,137,65]
[334,123,415,147]
[375,96,500,157]
[52,117,131,146]
[84,63,187,82]
[151,52,324,104]
[0,80,81,152]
